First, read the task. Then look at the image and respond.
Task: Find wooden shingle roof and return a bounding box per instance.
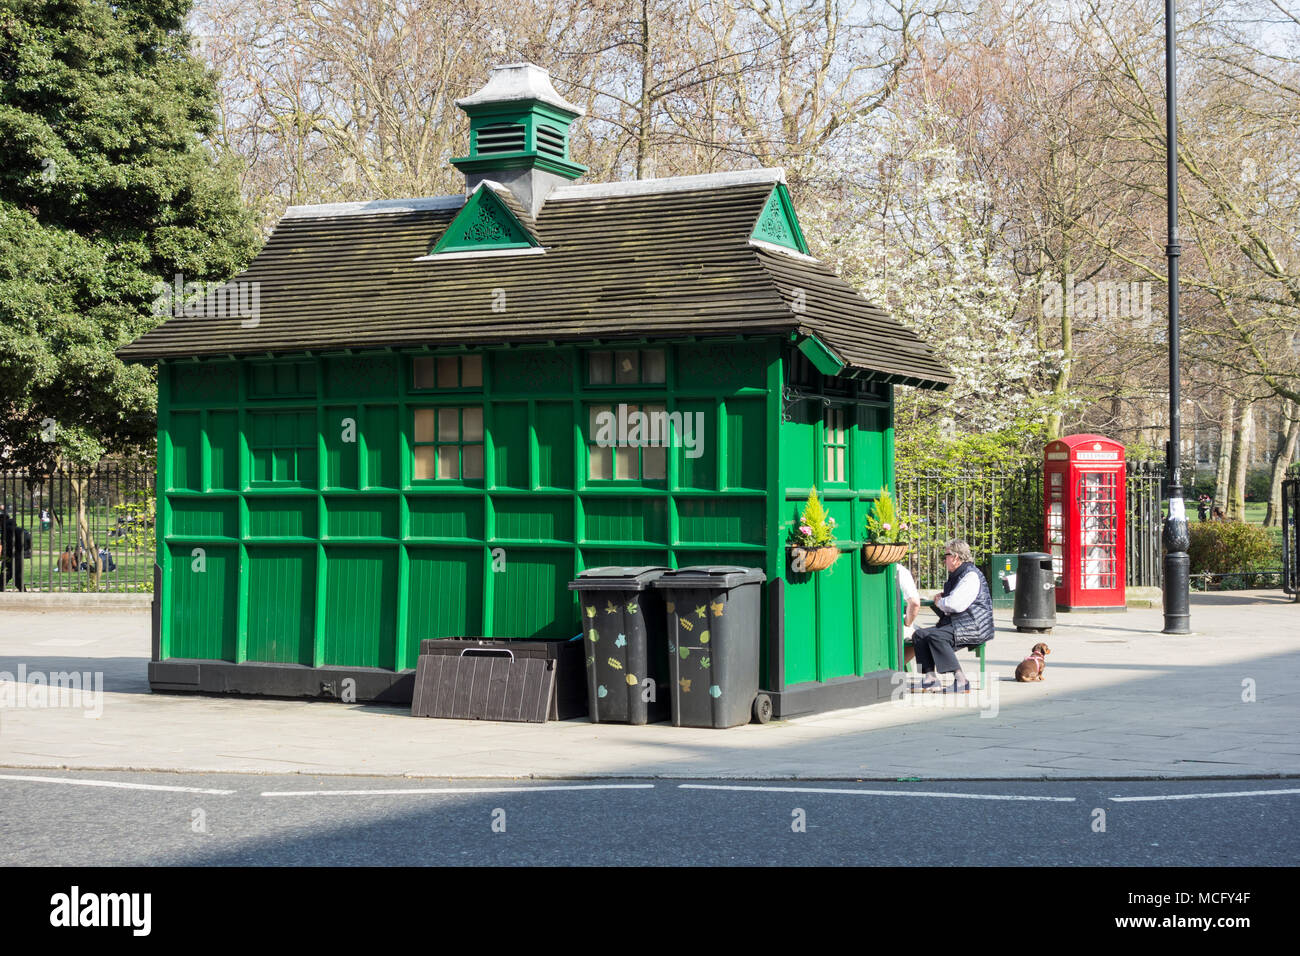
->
[118,169,952,389]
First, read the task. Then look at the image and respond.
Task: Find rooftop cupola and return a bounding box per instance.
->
[452,63,587,217]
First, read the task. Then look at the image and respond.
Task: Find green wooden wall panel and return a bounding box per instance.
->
[676,399,716,490]
[858,567,893,673]
[583,497,667,543]
[782,573,817,685]
[676,498,766,546]
[725,399,766,490]
[534,402,573,488]
[207,411,240,491]
[408,496,483,539]
[170,361,238,403]
[492,402,530,488]
[405,548,484,667]
[493,351,570,393]
[364,404,399,488]
[169,412,203,491]
[324,405,360,489]
[324,355,398,398]
[675,548,764,568]
[168,498,237,538]
[581,549,669,570]
[323,546,397,667]
[780,408,816,490]
[167,543,236,660]
[675,342,765,389]
[855,405,887,491]
[326,497,398,538]
[247,497,316,538]
[494,496,572,541]
[246,547,315,664]
[490,548,574,639]
[817,557,857,680]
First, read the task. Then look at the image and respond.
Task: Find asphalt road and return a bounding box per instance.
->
[1,769,1297,866]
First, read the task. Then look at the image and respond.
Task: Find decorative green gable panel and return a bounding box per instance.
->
[751,184,810,255]
[430,186,539,255]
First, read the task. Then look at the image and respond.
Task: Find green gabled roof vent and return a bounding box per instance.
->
[429,181,541,257]
[452,63,587,187]
[751,183,810,255]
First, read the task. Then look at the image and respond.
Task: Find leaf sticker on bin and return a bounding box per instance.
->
[653,566,766,729]
[568,566,671,726]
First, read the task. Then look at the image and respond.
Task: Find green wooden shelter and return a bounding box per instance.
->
[119,63,952,717]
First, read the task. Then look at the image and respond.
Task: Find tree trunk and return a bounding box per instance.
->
[634,0,653,180]
[1227,402,1252,520]
[1214,394,1235,514]
[69,474,102,590]
[1264,402,1300,526]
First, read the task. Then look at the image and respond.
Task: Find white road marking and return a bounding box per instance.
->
[262,783,657,797]
[679,784,1075,802]
[0,774,235,795]
[1110,788,1300,802]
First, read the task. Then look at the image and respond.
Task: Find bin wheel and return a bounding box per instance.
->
[752,693,773,724]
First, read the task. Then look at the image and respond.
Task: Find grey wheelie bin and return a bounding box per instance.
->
[1013,551,1057,632]
[568,566,670,724]
[653,566,767,728]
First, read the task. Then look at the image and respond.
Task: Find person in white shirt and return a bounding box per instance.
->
[898,563,921,666]
[911,538,994,693]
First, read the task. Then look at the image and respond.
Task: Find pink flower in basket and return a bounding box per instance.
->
[799,525,812,536]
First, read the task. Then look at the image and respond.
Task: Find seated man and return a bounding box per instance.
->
[911,538,994,693]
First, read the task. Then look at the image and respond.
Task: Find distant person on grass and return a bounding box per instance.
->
[911,538,994,694]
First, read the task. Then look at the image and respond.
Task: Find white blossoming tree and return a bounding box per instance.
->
[795,106,1066,470]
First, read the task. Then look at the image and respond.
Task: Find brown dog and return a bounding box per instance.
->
[1014,643,1051,682]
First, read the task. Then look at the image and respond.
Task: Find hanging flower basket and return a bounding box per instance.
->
[790,546,841,573]
[861,543,907,567]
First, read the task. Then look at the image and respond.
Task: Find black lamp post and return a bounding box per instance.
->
[1163,0,1191,633]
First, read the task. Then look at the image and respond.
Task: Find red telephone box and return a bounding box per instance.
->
[1044,435,1126,611]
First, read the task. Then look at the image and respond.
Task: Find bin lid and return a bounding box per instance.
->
[567,566,670,591]
[1017,552,1053,561]
[653,565,767,589]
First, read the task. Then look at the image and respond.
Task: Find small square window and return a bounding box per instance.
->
[614,350,639,384]
[413,405,484,482]
[414,445,436,480]
[414,409,437,443]
[412,355,483,390]
[642,350,666,383]
[588,351,613,385]
[586,348,666,387]
[413,357,437,390]
[462,407,483,442]
[437,356,459,387]
[461,355,483,388]
[436,448,459,480]
[437,407,459,440]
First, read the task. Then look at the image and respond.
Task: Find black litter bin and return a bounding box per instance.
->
[568,566,670,724]
[653,566,767,728]
[1012,552,1056,632]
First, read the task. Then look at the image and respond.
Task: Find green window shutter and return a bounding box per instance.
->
[751,184,810,255]
[430,186,538,255]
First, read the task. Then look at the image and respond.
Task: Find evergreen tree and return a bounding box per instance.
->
[0,0,258,470]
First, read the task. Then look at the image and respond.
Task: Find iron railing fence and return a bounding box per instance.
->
[897,461,1168,591]
[1284,465,1299,596]
[0,464,155,593]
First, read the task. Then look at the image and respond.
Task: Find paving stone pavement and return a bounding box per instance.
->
[0,591,1296,779]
